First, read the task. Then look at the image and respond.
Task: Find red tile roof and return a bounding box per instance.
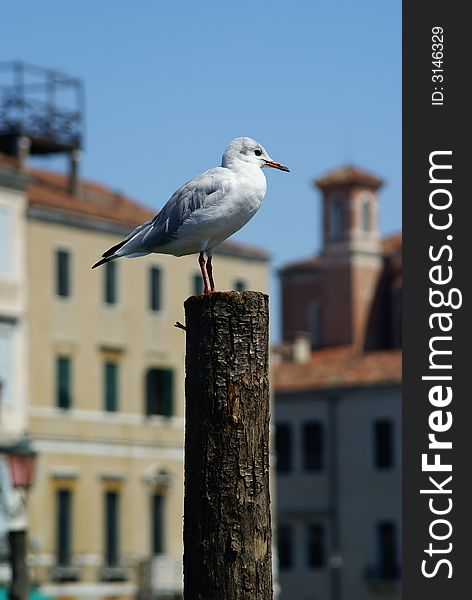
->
[274,346,402,392]
[315,164,383,189]
[28,167,153,228]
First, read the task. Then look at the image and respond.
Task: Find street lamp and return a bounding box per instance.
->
[0,436,37,600]
[7,438,37,490]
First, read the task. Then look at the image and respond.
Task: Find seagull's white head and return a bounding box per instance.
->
[221,137,290,172]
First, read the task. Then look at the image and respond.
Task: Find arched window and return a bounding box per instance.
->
[361,198,371,232]
[307,300,321,347]
[329,195,344,240]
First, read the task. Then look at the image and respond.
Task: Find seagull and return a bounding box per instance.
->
[92,137,289,293]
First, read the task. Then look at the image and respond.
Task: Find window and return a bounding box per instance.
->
[145,368,174,416]
[105,491,120,566]
[307,524,325,568]
[57,356,72,409]
[275,423,293,473]
[0,328,12,404]
[377,522,399,580]
[193,272,204,296]
[0,204,12,277]
[329,197,344,240]
[149,267,162,311]
[56,489,72,566]
[303,422,324,471]
[152,493,164,554]
[374,420,394,469]
[362,199,371,232]
[234,279,246,292]
[104,261,118,305]
[56,249,71,297]
[278,524,294,570]
[307,300,321,347]
[104,361,119,412]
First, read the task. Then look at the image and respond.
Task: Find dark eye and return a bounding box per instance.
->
[254,148,262,156]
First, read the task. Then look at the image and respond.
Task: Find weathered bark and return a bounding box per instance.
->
[183,291,272,600]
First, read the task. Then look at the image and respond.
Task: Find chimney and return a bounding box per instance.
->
[16,136,31,173]
[69,149,81,196]
[292,332,311,364]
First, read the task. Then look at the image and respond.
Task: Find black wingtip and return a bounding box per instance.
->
[103,239,127,258]
[92,257,110,269]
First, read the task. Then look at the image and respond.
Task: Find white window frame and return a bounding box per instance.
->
[0,203,13,278]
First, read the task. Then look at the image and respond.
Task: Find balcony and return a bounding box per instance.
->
[139,554,183,599]
[0,61,83,155]
[99,565,130,582]
[50,565,82,582]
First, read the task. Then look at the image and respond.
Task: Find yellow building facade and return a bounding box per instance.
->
[5,164,269,599]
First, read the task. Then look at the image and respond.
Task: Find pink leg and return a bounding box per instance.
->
[199,252,210,295]
[206,256,216,291]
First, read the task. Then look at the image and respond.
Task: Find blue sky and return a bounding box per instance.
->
[2,0,401,337]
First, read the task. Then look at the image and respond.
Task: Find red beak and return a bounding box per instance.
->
[264,160,290,172]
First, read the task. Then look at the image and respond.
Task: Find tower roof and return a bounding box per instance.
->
[314,164,383,190]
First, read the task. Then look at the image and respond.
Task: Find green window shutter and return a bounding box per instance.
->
[104,261,118,304]
[57,356,71,409]
[104,362,118,412]
[234,279,246,292]
[56,250,71,297]
[57,489,72,566]
[145,368,174,417]
[162,369,173,417]
[105,491,119,566]
[152,493,164,554]
[149,267,162,311]
[146,369,157,416]
[193,272,203,295]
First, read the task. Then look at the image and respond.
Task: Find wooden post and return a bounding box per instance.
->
[183,291,272,600]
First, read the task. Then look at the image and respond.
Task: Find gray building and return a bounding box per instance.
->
[274,165,402,600]
[275,348,401,600]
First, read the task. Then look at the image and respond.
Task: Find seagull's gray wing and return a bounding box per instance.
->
[140,168,228,249]
[92,167,230,268]
[98,168,230,262]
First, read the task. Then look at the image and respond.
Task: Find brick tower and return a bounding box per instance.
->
[280,165,384,348]
[315,165,383,347]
